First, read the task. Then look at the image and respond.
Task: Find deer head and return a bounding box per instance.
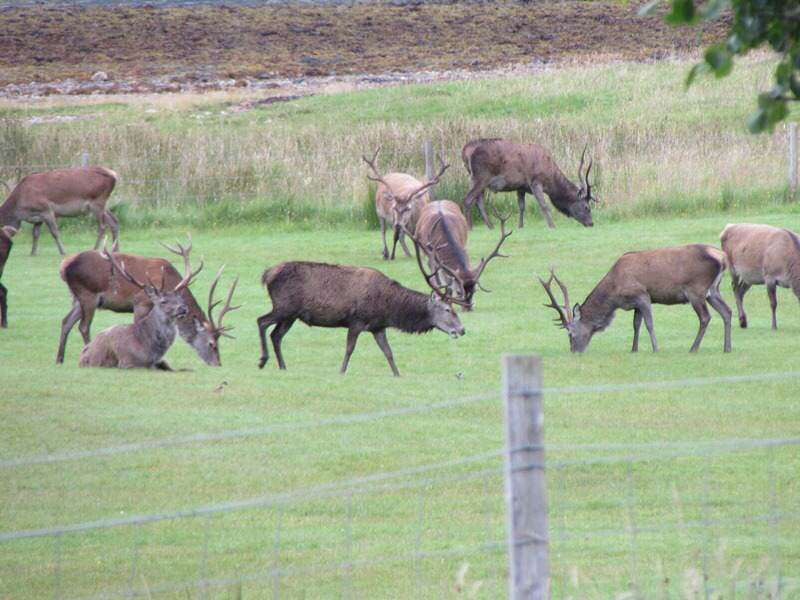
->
[538,268,593,352]
[571,145,596,228]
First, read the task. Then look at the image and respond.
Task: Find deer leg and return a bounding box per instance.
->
[379,218,389,260]
[0,282,7,328]
[372,329,400,376]
[257,311,276,368]
[56,301,82,363]
[531,183,555,229]
[767,282,779,330]
[516,190,526,228]
[631,309,642,352]
[104,210,120,251]
[390,225,400,261]
[42,212,66,256]
[30,223,42,256]
[93,208,106,250]
[398,228,412,258]
[707,290,733,353]
[639,301,658,352]
[475,193,493,229]
[731,275,750,328]
[340,326,362,374]
[689,299,711,352]
[78,300,96,345]
[270,318,295,370]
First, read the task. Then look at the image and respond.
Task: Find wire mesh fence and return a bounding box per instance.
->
[1,368,798,599]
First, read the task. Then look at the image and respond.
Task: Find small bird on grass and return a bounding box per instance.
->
[212,381,229,395]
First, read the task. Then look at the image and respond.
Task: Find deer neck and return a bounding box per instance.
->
[174,291,206,343]
[543,170,579,217]
[0,196,20,229]
[437,217,472,276]
[134,305,177,360]
[579,278,619,333]
[390,288,435,334]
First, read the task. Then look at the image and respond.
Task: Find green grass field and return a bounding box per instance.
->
[1,211,799,598]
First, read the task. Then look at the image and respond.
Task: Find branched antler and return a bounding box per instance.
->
[102,238,148,290]
[208,266,241,338]
[472,208,513,292]
[538,267,573,328]
[160,234,204,292]
[407,152,450,201]
[410,229,471,308]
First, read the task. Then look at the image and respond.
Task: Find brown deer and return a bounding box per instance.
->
[462,139,595,230]
[720,223,800,330]
[57,237,238,366]
[362,147,448,260]
[79,245,201,369]
[412,200,512,309]
[256,259,467,376]
[0,166,119,256]
[538,245,732,353]
[0,225,18,328]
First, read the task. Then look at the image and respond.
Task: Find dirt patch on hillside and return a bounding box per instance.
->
[0,1,727,95]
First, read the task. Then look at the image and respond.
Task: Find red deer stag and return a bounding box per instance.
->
[79,245,201,369]
[256,259,467,376]
[720,223,800,329]
[462,139,595,230]
[412,200,512,309]
[538,245,732,353]
[0,166,119,256]
[57,237,238,365]
[0,225,18,328]
[362,147,448,260]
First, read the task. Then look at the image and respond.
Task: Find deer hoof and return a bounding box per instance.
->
[258,357,267,369]
[739,317,747,328]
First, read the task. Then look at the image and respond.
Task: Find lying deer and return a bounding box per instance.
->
[412,200,511,309]
[256,258,467,376]
[538,245,732,353]
[0,225,18,328]
[57,237,238,365]
[362,147,448,260]
[79,245,201,369]
[720,223,800,329]
[462,139,595,229]
[0,166,119,256]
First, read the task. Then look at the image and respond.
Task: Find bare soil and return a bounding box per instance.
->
[0,1,727,96]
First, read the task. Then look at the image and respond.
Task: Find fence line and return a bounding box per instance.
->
[3,435,797,545]
[4,369,797,470]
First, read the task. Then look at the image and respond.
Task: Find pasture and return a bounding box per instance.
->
[1,56,800,598]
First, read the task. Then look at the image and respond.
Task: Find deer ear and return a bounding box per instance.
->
[573,304,581,320]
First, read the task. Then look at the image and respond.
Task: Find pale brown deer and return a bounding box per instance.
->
[720,223,800,330]
[256,258,467,376]
[362,147,448,260]
[79,245,201,369]
[0,225,18,328]
[538,244,732,353]
[462,139,595,229]
[0,166,119,256]
[57,237,238,366]
[412,200,511,309]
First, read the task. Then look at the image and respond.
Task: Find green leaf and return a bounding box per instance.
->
[748,108,768,133]
[789,74,800,98]
[685,62,710,87]
[638,0,662,16]
[666,0,696,23]
[704,45,733,77]
[698,0,729,21]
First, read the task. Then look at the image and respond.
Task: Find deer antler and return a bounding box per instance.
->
[538,268,573,328]
[208,265,241,338]
[408,152,450,201]
[410,230,471,308]
[577,143,588,184]
[362,146,396,198]
[472,209,512,292]
[160,234,204,292]
[101,238,149,290]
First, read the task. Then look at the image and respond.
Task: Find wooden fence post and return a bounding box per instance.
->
[423,140,435,201]
[502,354,548,600]
[789,123,797,196]
[81,151,89,168]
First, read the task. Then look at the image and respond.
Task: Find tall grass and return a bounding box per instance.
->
[1,57,797,230]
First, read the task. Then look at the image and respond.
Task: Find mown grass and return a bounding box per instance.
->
[1,212,798,598]
[2,57,800,233]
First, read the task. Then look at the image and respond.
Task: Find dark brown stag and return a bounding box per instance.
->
[79,246,199,369]
[256,259,467,376]
[0,225,18,328]
[57,237,238,365]
[363,147,448,260]
[0,167,119,255]
[412,200,511,309]
[538,245,732,353]
[462,138,595,229]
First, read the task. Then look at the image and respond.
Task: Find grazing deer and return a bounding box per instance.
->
[79,245,201,369]
[720,223,800,329]
[0,166,119,256]
[462,138,595,229]
[256,259,467,376]
[362,147,448,260]
[412,200,512,309]
[538,245,732,353]
[0,225,18,328]
[57,237,238,366]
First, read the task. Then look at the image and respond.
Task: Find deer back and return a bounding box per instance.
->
[6,167,117,219]
[721,223,800,285]
[416,201,471,275]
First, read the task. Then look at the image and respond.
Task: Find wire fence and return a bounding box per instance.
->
[1,369,798,599]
